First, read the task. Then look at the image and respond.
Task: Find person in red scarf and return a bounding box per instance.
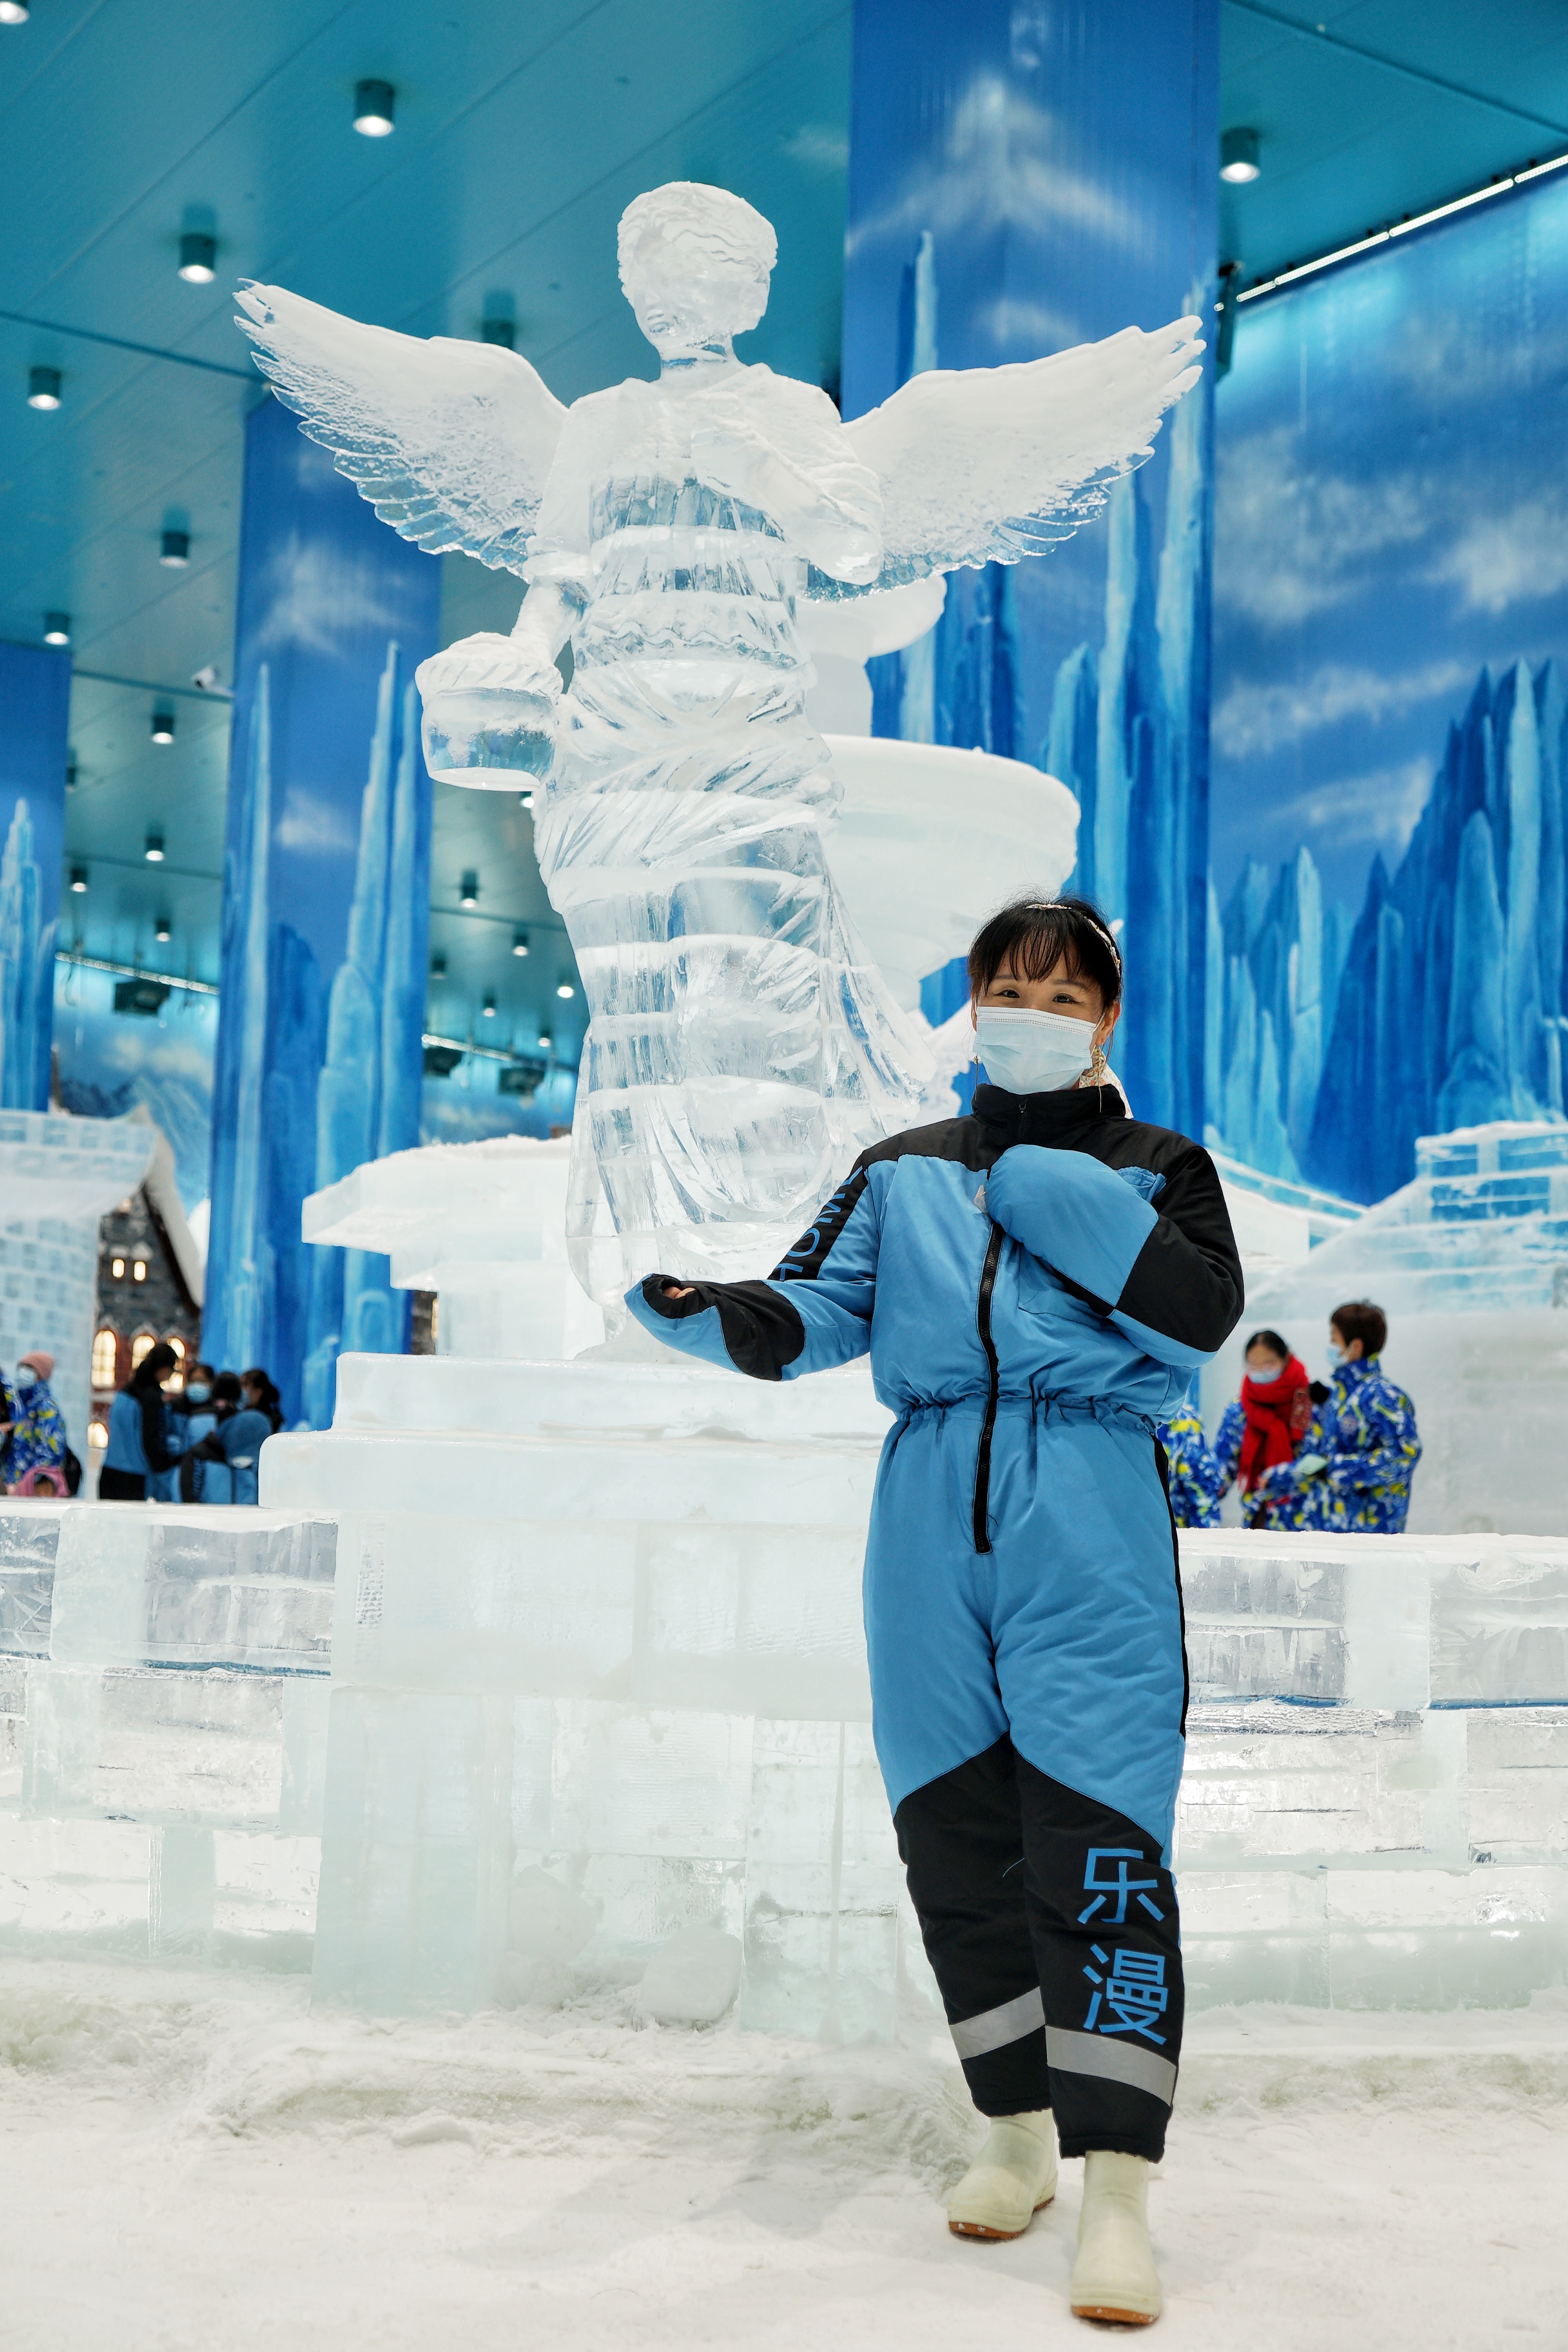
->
[1212,1329,1313,1529]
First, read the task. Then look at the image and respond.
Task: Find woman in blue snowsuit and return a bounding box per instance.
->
[631,899,1243,2326]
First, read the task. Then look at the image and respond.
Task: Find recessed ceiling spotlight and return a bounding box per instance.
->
[512,929,529,957]
[160,528,190,567]
[43,611,70,645]
[145,827,166,861]
[430,951,448,978]
[0,2,31,23]
[353,78,396,136]
[537,1030,552,1051]
[458,869,479,908]
[555,979,574,1000]
[519,788,535,810]
[1220,127,1261,185]
[27,366,61,410]
[178,231,217,284]
[70,865,88,893]
[482,992,497,1018]
[65,757,78,791]
[151,710,175,746]
[155,914,172,942]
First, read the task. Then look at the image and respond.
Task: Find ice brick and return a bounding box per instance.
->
[1465,1707,1568,1858]
[1431,1546,1568,1703]
[739,1718,901,2040]
[1177,1704,1469,1868]
[1325,1863,1568,2009]
[0,1811,152,1953]
[22,1662,329,1830]
[48,1506,335,1671]
[1179,1869,1330,2010]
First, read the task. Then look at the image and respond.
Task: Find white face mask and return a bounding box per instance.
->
[975,1006,1100,1096]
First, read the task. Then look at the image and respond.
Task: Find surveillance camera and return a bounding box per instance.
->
[191,663,219,691]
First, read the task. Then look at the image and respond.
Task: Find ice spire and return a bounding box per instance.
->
[1504,659,1542,1111]
[207,665,275,1371]
[0,799,51,1111]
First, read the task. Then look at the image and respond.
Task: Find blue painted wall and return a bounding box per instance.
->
[1211,171,1568,1200]
[205,397,440,1426]
[844,0,1220,1137]
[0,642,70,1110]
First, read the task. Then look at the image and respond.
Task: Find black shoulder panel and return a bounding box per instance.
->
[860,1115,991,1173]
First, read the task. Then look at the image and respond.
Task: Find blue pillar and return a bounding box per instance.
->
[0,642,70,1110]
[845,0,1219,1136]
[206,396,440,1427]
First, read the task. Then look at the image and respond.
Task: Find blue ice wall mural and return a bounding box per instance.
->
[206,396,439,1426]
[0,642,69,1110]
[844,0,1218,1135]
[54,964,216,1210]
[1212,169,1568,1200]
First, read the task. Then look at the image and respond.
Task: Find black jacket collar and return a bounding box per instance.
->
[972,1080,1129,1150]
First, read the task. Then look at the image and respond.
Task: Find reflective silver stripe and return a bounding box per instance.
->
[950,1984,1045,2062]
[1046,2025,1177,2106]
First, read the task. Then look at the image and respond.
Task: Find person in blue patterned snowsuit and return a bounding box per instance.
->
[1157,1393,1224,1530]
[1252,1301,1420,1533]
[630,898,1244,2325]
[2,1353,69,1494]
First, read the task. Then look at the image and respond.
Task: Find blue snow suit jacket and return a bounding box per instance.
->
[629,1083,1245,1861]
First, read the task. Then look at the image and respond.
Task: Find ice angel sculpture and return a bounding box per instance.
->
[236,183,1202,1308]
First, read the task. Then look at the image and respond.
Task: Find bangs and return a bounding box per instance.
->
[966,896,1122,1005]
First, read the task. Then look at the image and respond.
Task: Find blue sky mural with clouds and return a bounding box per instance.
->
[1209,169,1568,1196]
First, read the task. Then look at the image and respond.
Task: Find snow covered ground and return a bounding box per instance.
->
[3,1956,1565,2349]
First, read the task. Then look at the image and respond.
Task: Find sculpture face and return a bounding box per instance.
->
[617,182,774,360]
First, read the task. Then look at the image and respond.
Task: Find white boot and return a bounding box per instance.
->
[1070,2150,1162,2325]
[946,2110,1058,2240]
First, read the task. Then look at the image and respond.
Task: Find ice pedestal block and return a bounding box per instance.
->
[302,1135,605,1359]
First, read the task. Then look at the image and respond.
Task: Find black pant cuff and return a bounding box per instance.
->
[1056,2133,1165,2163]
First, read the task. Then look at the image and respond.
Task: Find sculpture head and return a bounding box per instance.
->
[618,183,776,361]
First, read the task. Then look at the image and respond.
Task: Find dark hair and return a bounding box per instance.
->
[1331,1300,1387,1358]
[967,895,1123,1008]
[130,1342,177,1388]
[1244,1329,1291,1361]
[211,1372,243,1404]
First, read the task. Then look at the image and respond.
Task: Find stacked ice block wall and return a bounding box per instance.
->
[0,1111,157,1448]
[259,1356,1568,2022]
[0,1499,335,1964]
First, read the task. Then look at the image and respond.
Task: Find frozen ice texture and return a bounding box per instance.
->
[239,183,1199,1303]
[46,1504,336,1673]
[636,1924,742,2024]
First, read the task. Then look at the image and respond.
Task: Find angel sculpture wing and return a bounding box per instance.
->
[837,314,1203,588]
[234,283,568,574]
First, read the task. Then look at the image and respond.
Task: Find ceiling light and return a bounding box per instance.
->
[70,865,88,893]
[458,869,479,908]
[482,992,497,1018]
[145,828,166,861]
[65,758,78,791]
[42,611,70,645]
[430,952,447,978]
[353,79,396,136]
[27,366,61,410]
[482,316,515,350]
[155,915,172,942]
[1220,127,1261,185]
[151,711,174,746]
[537,1030,552,1051]
[555,980,574,1000]
[160,528,190,566]
[519,788,535,810]
[0,2,31,23]
[512,929,529,957]
[178,232,217,284]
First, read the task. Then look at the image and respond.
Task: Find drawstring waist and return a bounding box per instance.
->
[894,1392,1159,1439]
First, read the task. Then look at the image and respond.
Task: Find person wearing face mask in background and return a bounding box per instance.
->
[1250,1300,1420,1533]
[628,895,1244,2329]
[174,1365,220,1503]
[1212,1330,1314,1530]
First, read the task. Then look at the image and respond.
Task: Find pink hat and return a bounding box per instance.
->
[17,1352,54,1382]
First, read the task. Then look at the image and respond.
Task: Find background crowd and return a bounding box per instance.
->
[1157,1297,1422,1533]
[1,1349,283,1505]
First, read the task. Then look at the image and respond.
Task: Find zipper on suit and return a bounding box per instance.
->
[973,1221,1003,1554]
